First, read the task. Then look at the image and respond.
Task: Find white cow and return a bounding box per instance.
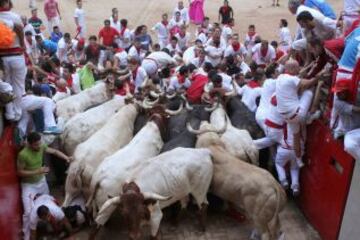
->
[210,104,259,165]
[95,148,213,239]
[62,104,138,207]
[56,81,112,127]
[191,121,286,240]
[61,96,126,155]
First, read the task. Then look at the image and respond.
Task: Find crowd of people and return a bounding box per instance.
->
[0,0,360,239]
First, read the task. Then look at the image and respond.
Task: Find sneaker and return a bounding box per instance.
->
[297,159,305,168]
[292,185,300,197]
[280,180,289,190]
[43,126,63,135]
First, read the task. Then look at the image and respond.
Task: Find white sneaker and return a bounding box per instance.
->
[292,184,300,197]
[297,159,305,168]
[280,180,289,190]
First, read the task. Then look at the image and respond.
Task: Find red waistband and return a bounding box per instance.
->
[265,119,284,129]
[0,47,24,56]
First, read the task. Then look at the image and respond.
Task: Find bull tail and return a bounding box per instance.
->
[268,185,287,239]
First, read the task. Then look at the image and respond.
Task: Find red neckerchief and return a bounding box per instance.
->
[232,42,240,52]
[179,32,186,38]
[162,20,168,26]
[178,74,186,84]
[120,26,127,36]
[66,76,73,88]
[115,48,124,53]
[132,66,139,80]
[247,80,260,88]
[0,7,11,11]
[248,31,256,39]
[260,47,268,57]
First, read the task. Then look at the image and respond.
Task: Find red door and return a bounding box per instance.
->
[0,126,22,240]
[299,120,355,240]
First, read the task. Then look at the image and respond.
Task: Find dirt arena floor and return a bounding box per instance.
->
[14,0,344,239]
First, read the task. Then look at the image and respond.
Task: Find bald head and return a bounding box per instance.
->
[284,59,300,75]
[288,0,301,14]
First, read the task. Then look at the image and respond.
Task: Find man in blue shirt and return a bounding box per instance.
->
[35,35,58,56]
[50,26,63,43]
[303,0,336,19]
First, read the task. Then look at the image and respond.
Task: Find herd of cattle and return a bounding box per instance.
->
[53,79,287,240]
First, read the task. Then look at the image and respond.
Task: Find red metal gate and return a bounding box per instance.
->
[0,126,22,240]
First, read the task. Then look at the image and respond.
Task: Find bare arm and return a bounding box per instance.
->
[298,77,318,93]
[13,23,25,48]
[17,159,48,178]
[45,147,72,163]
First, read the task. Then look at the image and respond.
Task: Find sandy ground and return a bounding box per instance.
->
[14,0,342,43]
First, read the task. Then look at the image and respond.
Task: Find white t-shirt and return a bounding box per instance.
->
[166,43,181,56]
[173,7,189,24]
[218,72,233,91]
[267,93,286,126]
[196,32,208,45]
[24,23,37,36]
[132,66,148,92]
[128,46,146,62]
[279,27,292,47]
[30,195,65,230]
[251,43,276,66]
[238,84,262,112]
[175,32,191,50]
[0,11,22,48]
[109,16,121,32]
[145,51,176,68]
[204,45,224,67]
[256,78,276,119]
[74,8,85,26]
[206,37,227,51]
[224,44,247,58]
[221,25,232,43]
[169,18,185,30]
[276,74,301,116]
[152,22,169,40]
[114,50,128,67]
[190,57,206,68]
[57,38,78,62]
[118,28,132,49]
[183,46,197,64]
[168,75,191,91]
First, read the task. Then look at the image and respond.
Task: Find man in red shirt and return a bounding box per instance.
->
[98,19,120,69]
[186,63,210,104]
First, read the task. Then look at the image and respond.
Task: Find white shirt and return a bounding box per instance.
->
[168,75,191,91]
[152,21,169,40]
[132,66,148,92]
[114,50,128,67]
[109,16,121,32]
[183,46,197,64]
[74,7,85,26]
[344,0,360,13]
[0,11,22,48]
[166,43,181,56]
[25,37,38,59]
[296,5,336,41]
[173,7,189,24]
[251,43,276,66]
[57,38,78,62]
[128,46,146,62]
[145,51,176,68]
[238,83,262,112]
[196,32,208,45]
[221,25,233,43]
[224,44,247,58]
[169,18,186,30]
[240,61,251,75]
[190,57,206,68]
[204,45,224,67]
[206,37,227,51]
[276,74,301,116]
[24,23,37,36]
[256,78,276,119]
[30,195,65,230]
[118,28,132,49]
[244,32,258,50]
[219,72,233,91]
[175,32,191,50]
[267,93,286,126]
[279,27,292,46]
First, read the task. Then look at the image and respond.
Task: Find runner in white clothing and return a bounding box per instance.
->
[128,58,148,93]
[141,50,176,77]
[224,33,247,58]
[152,13,170,49]
[168,65,191,91]
[251,41,276,67]
[237,68,264,112]
[74,0,86,38]
[279,19,292,52]
[221,18,234,44]
[173,1,190,25]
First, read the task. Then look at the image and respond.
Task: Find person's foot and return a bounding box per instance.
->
[306,110,321,124]
[280,180,289,190]
[292,184,300,197]
[43,126,63,135]
[297,159,305,168]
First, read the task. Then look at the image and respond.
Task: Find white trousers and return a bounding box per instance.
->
[275,147,300,189]
[47,16,60,35]
[292,38,307,51]
[18,95,56,136]
[2,55,27,120]
[345,129,360,161]
[285,90,313,134]
[254,126,283,150]
[21,177,49,240]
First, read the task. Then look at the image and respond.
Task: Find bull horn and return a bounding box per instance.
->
[142,192,172,201]
[144,96,159,106]
[149,90,160,98]
[166,91,177,99]
[165,102,184,115]
[205,101,220,112]
[225,81,237,97]
[185,101,194,111]
[141,99,153,109]
[186,122,205,135]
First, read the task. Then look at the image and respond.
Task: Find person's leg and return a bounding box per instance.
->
[344,129,360,161]
[21,184,34,240]
[275,147,289,188]
[290,157,300,196]
[17,108,31,138]
[254,127,283,149]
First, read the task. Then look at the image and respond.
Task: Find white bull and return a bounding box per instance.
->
[209,104,259,165]
[56,81,112,126]
[191,121,286,240]
[62,104,138,207]
[96,148,213,239]
[61,96,126,155]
